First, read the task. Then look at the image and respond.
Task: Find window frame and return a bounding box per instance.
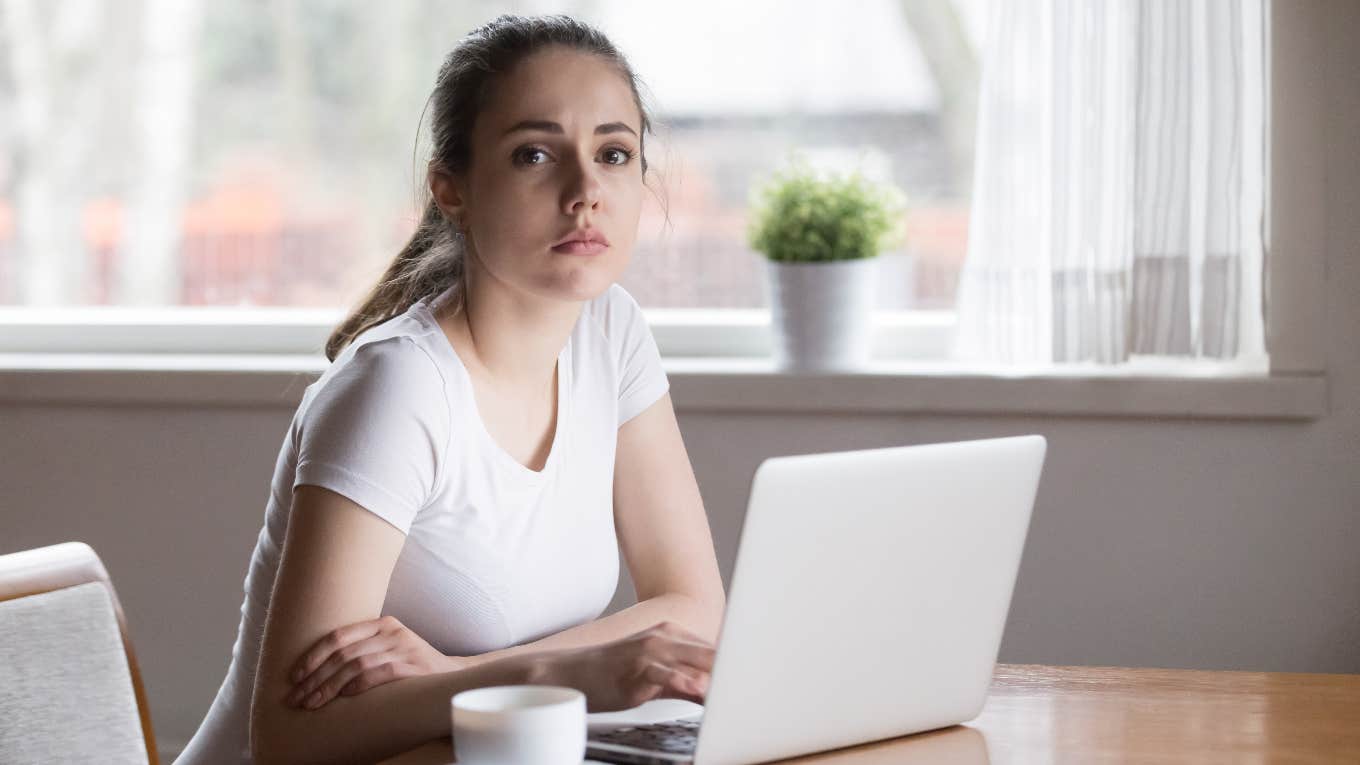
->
[0,306,956,359]
[1264,0,1327,377]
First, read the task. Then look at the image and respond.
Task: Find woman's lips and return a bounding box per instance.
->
[551,240,608,255]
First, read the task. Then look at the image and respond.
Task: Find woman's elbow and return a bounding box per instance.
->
[683,591,726,645]
[706,594,727,644]
[249,698,303,765]
[248,718,278,765]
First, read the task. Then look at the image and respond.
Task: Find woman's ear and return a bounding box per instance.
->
[429,169,467,230]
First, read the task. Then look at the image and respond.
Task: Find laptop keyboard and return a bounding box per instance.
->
[590,719,701,754]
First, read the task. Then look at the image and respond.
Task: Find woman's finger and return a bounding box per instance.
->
[640,662,705,705]
[289,635,393,706]
[661,640,717,673]
[306,653,395,709]
[340,661,414,696]
[290,619,385,683]
[669,664,708,700]
[653,621,716,648]
[290,636,390,705]
[635,635,715,677]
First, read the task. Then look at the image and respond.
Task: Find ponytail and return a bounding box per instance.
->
[324,198,464,361]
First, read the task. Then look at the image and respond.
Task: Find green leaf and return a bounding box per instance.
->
[747,156,908,263]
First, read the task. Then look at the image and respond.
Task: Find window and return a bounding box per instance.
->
[0,2,1327,423]
[2,1,1293,378]
[0,0,983,360]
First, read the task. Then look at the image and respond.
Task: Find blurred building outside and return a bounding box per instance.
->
[0,0,981,315]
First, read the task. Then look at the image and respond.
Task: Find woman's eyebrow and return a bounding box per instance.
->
[500,119,637,138]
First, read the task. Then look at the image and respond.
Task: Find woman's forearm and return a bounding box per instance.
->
[251,649,539,765]
[253,595,720,763]
[463,593,723,669]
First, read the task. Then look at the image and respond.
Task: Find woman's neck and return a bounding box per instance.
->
[438,271,582,394]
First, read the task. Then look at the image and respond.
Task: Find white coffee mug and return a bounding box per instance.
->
[451,685,586,765]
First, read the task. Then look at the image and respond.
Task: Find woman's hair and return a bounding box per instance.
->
[325,14,658,361]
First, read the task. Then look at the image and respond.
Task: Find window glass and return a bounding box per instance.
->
[0,0,982,310]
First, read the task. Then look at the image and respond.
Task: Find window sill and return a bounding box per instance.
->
[0,353,1327,420]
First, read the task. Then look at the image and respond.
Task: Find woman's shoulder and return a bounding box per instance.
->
[307,332,448,414]
[583,283,646,340]
[347,333,443,374]
[333,307,446,378]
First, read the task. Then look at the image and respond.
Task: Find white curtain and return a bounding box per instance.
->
[953,0,1266,365]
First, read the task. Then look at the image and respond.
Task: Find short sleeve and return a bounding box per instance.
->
[292,336,449,534]
[606,284,670,428]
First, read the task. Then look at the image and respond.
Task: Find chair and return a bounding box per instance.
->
[0,541,159,764]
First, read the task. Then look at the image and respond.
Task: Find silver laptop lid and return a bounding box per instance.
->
[693,435,1046,765]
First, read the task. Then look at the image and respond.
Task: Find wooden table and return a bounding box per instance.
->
[381,664,1360,764]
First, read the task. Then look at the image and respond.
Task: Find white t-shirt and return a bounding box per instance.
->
[175,282,669,764]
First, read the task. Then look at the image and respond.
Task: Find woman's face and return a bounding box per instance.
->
[438,45,645,305]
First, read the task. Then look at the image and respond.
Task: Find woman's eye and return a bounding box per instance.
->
[602,147,633,165]
[515,147,549,165]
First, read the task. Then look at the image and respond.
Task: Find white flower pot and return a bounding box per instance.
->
[764,258,879,371]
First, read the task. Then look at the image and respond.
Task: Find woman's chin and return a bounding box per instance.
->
[517,274,614,306]
[544,260,628,300]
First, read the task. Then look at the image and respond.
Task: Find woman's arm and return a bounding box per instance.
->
[249,485,537,765]
[462,592,716,669]
[608,391,726,640]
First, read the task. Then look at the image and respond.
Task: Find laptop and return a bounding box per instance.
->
[584,435,1047,765]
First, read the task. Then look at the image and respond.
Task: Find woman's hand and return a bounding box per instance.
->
[529,621,717,713]
[285,615,462,710]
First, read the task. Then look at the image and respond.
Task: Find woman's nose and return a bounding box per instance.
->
[561,158,603,216]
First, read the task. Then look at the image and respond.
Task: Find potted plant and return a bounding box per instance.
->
[748,157,906,371]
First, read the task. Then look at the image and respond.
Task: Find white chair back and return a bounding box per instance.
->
[0,542,158,764]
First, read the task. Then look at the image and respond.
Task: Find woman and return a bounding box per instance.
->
[177,14,726,764]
